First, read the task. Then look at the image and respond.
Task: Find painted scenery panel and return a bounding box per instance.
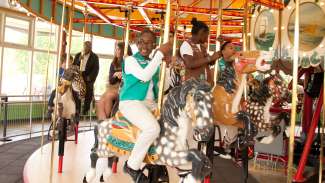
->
[288,2,325,51]
[254,10,276,51]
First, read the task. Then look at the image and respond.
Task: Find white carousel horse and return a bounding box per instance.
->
[84,79,215,183]
[51,65,86,128]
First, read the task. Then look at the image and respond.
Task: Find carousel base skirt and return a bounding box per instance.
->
[23,131,180,183]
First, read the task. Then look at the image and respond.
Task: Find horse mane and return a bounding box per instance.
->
[62,65,80,81]
[161,78,211,132]
[248,77,272,105]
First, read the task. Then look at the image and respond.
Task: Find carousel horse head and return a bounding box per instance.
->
[162,78,214,141]
[247,72,287,103]
[58,65,86,99]
[164,56,184,95]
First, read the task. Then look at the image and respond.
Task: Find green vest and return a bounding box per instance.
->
[119,52,160,101]
[218,58,226,72]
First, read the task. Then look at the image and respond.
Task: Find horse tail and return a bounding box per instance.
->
[255,128,278,144]
[236,111,258,138]
[91,121,102,152]
[256,112,288,144]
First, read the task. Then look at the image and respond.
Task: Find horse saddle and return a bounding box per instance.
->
[106,111,159,163]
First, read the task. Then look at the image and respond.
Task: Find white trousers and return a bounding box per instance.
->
[119,100,160,170]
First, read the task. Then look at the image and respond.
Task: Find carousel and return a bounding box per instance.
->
[7,0,325,183]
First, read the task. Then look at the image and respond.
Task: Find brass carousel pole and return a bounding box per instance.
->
[213,0,222,86]
[157,0,171,114]
[207,0,213,52]
[66,0,75,68]
[49,0,67,182]
[124,3,132,57]
[158,0,163,46]
[287,0,300,182]
[243,0,248,101]
[40,17,54,153]
[278,2,283,59]
[243,0,248,52]
[320,65,324,181]
[320,15,325,182]
[172,3,178,58]
[83,6,88,42]
[158,15,164,46]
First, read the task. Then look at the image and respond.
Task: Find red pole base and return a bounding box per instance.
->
[112,161,118,173]
[294,87,323,181]
[293,177,307,183]
[58,156,63,173]
[203,176,211,183]
[75,124,78,144]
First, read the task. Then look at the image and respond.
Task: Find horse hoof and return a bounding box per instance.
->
[102,168,112,181]
[85,168,96,183]
[83,176,88,183]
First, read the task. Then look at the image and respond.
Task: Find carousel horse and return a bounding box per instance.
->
[50,65,86,136]
[213,57,289,150]
[48,65,86,172]
[212,56,270,149]
[84,79,214,183]
[245,72,289,144]
[92,63,185,178]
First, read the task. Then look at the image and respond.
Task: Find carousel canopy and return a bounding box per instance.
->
[15,0,284,45]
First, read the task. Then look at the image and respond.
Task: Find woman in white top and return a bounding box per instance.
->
[179,18,221,84]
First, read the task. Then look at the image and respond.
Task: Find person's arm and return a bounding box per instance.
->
[124,51,164,82]
[180,42,218,69]
[182,55,212,69]
[109,64,120,85]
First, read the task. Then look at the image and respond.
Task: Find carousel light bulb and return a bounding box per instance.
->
[269,47,274,51]
[320,44,324,48]
[288,6,292,10]
[270,9,274,13]
[281,26,285,30]
[240,39,243,42]
[321,2,325,6]
[303,53,307,57]
[247,33,252,36]
[252,14,256,18]
[273,27,278,31]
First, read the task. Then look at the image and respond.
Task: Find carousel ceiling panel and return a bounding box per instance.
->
[178,0,234,9]
[16,0,284,43]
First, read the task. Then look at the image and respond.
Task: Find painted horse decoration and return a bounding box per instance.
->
[84,79,214,183]
[212,54,288,149]
[246,72,290,144]
[50,65,86,138]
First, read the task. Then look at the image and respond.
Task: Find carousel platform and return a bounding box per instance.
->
[21,131,281,183]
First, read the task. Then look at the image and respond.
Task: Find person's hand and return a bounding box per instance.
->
[159,42,173,58]
[217,36,224,43]
[113,72,122,79]
[114,72,122,79]
[211,51,222,61]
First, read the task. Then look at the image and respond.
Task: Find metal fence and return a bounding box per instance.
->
[0,95,97,142]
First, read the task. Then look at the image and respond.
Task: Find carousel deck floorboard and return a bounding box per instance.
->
[0,131,289,183]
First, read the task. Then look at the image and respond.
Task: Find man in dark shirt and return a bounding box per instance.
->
[73,41,99,115]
